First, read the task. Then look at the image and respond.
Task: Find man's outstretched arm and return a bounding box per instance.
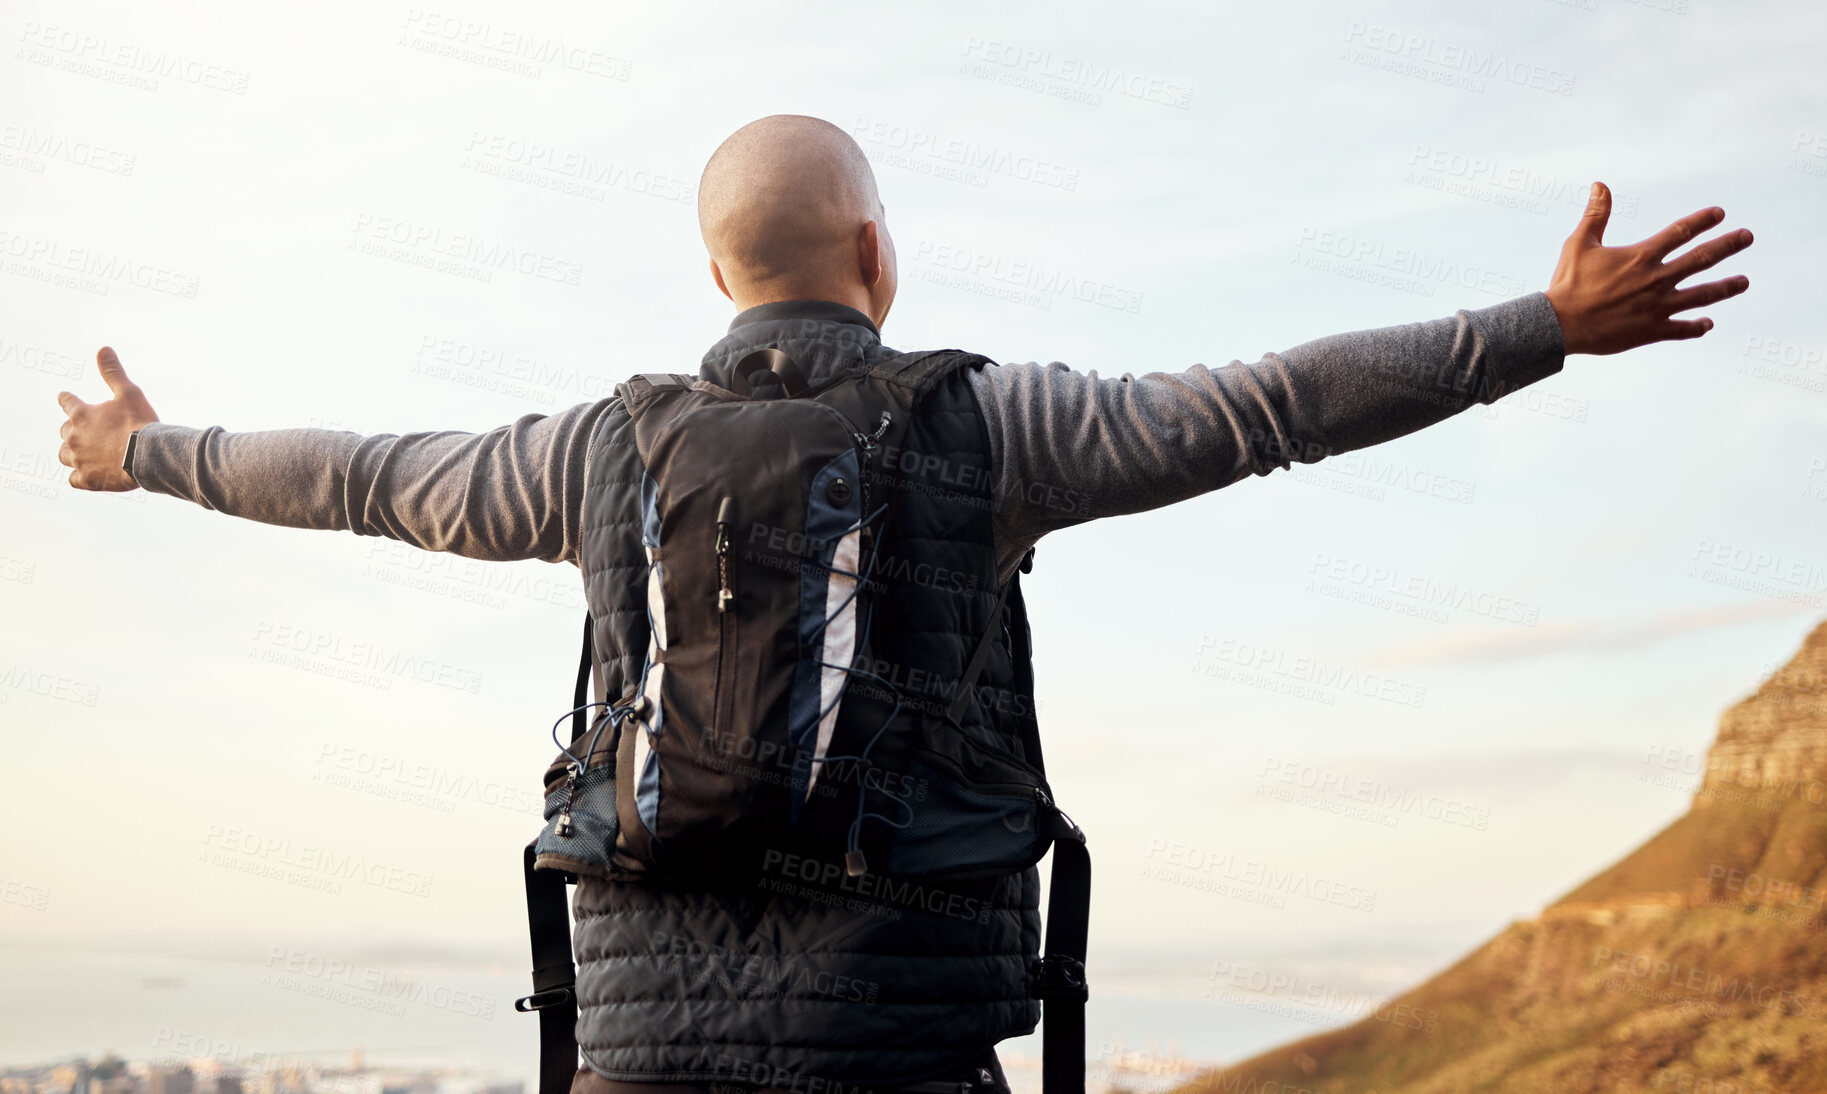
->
[55,354,615,566]
[976,183,1754,576]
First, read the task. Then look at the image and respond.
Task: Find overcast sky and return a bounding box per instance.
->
[3,0,1823,1080]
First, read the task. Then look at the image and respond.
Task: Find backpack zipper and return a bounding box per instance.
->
[712,496,736,735]
[851,409,891,568]
[715,497,736,613]
[909,744,1050,804]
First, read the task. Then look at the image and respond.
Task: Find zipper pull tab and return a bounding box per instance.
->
[555,761,581,838]
[715,496,736,612]
[857,410,892,451]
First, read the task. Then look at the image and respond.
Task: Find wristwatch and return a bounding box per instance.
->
[122,427,142,477]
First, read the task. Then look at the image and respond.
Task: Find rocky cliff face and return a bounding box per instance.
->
[1706,623,1827,797]
[1169,621,1827,1094]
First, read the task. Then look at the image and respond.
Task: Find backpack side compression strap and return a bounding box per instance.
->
[516,614,597,1094]
[516,840,579,1094]
[1036,810,1091,1094]
[941,570,1092,1094]
[571,611,597,743]
[954,551,1088,1094]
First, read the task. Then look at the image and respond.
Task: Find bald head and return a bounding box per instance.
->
[699,115,896,325]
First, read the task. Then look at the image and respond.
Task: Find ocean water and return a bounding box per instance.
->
[0,942,1432,1093]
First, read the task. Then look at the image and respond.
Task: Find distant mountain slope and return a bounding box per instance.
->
[1170,621,1827,1094]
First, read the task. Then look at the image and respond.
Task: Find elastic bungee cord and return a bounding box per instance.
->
[550,607,662,770]
[547,700,616,770]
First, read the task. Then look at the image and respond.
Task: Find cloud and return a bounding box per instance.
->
[1235,746,1644,807]
[1361,601,1813,669]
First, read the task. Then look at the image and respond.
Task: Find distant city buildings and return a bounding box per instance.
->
[0,1057,521,1094]
[145,1067,193,1094]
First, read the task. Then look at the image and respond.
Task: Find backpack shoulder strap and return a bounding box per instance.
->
[614,372,697,418]
[868,349,995,394]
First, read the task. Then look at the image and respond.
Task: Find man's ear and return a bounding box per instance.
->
[858,220,883,289]
[710,257,734,302]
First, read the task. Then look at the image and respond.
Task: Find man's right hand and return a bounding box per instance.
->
[57,347,159,492]
[1543,181,1753,356]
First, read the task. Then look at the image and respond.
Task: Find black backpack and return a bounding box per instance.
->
[515,349,1091,1094]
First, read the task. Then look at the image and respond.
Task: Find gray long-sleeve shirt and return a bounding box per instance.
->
[127,293,1567,584]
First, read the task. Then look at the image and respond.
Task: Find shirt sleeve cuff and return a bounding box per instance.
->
[127,421,212,503]
[1464,291,1568,403]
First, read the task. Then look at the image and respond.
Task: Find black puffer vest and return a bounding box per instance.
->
[570,300,1043,1086]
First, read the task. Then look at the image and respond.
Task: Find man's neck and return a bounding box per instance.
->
[729,286,882,331]
[726,298,881,338]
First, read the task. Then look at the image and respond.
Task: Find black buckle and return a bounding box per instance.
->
[1030,955,1087,1003]
[514,986,575,1012]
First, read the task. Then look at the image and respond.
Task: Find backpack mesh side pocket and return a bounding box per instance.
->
[533,748,619,879]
